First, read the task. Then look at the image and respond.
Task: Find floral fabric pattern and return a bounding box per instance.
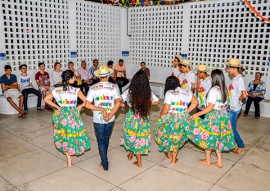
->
[155,113,188,153]
[183,109,235,152]
[120,109,151,155]
[52,107,90,156]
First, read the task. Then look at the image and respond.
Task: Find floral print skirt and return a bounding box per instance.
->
[183,109,235,152]
[155,113,188,153]
[52,107,90,156]
[120,109,151,155]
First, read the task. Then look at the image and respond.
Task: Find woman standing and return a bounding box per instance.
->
[44,70,107,167]
[120,71,160,168]
[155,76,198,164]
[184,69,235,168]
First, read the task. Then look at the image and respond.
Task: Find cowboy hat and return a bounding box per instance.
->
[94,65,113,77]
[181,59,191,67]
[225,58,243,67]
[197,64,209,72]
[174,54,184,63]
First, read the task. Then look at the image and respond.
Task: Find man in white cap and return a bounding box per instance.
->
[86,65,121,171]
[180,60,196,94]
[196,64,211,118]
[225,58,247,154]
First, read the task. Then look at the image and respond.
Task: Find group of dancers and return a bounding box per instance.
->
[44,56,247,170]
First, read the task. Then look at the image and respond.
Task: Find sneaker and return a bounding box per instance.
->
[24,110,28,114]
[36,107,44,111]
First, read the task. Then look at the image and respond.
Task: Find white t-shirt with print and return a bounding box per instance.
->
[181,71,196,92]
[86,82,121,124]
[17,75,32,91]
[52,86,80,108]
[164,87,192,114]
[121,89,159,107]
[197,76,212,109]
[171,68,183,83]
[227,74,246,111]
[206,86,226,110]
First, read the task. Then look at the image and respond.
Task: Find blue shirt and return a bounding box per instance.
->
[0,74,17,86]
[248,80,266,98]
[89,66,99,79]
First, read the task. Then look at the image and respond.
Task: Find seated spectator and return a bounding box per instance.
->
[107,60,116,84]
[89,59,100,85]
[244,72,266,119]
[68,61,82,86]
[35,62,54,102]
[18,64,43,114]
[51,62,63,87]
[139,61,150,80]
[114,59,129,94]
[0,65,25,118]
[77,60,91,94]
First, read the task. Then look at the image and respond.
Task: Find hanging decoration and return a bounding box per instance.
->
[243,0,270,23]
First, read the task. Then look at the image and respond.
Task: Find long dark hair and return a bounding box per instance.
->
[164,76,180,95]
[128,71,151,119]
[61,70,74,91]
[209,69,228,103]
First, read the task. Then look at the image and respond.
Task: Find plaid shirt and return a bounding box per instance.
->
[248,80,266,98]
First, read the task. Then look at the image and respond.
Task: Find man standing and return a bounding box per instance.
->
[89,59,100,85]
[226,58,247,154]
[86,65,121,171]
[18,64,43,114]
[77,60,91,94]
[0,65,25,118]
[180,60,196,94]
[114,59,129,94]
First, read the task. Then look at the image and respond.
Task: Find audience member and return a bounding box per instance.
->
[114,59,129,94]
[77,60,91,94]
[51,62,63,87]
[139,61,150,80]
[89,59,100,85]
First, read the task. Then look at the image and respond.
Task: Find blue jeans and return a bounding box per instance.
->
[227,110,245,148]
[22,88,42,111]
[94,122,114,170]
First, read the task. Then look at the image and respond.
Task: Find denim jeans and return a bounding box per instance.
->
[94,122,114,170]
[227,109,245,148]
[22,88,42,111]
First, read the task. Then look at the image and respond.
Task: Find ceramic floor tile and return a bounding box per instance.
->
[0,176,15,191]
[0,135,37,161]
[216,163,270,191]
[17,166,114,191]
[0,149,66,187]
[159,147,235,184]
[76,148,155,186]
[119,165,212,191]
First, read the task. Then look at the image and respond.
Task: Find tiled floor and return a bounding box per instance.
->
[0,103,269,191]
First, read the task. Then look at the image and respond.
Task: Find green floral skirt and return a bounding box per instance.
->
[120,109,151,155]
[183,109,235,152]
[52,107,90,156]
[155,113,188,153]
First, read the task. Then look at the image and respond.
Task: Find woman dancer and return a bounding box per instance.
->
[45,70,107,167]
[155,76,198,163]
[120,71,160,168]
[184,69,235,168]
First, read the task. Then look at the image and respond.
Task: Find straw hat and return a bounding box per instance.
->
[175,54,184,63]
[225,58,243,68]
[197,64,209,72]
[94,65,113,77]
[181,59,191,67]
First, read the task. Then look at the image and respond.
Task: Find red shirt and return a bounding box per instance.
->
[35,71,50,86]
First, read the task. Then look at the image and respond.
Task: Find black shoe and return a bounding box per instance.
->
[37,107,44,111]
[255,116,260,119]
[243,113,247,117]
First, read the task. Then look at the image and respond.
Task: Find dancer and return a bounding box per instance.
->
[226,58,247,154]
[120,71,160,168]
[155,76,198,164]
[86,65,121,171]
[44,70,106,167]
[180,60,196,93]
[171,54,183,82]
[196,64,211,118]
[184,69,235,168]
